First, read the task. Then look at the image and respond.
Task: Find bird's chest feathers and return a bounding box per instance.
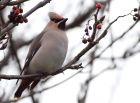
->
[29,31,67,74]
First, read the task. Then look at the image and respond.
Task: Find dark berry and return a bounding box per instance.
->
[89,26,92,30]
[87,37,92,42]
[134,8,138,12]
[19,19,24,23]
[23,18,28,23]
[134,13,139,17]
[84,28,88,32]
[82,38,87,44]
[86,32,89,35]
[133,16,137,21]
[14,16,19,22]
[19,8,23,13]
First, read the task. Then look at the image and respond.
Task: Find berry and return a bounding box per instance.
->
[18,15,23,23]
[87,37,92,42]
[23,18,28,23]
[96,23,102,29]
[96,3,102,9]
[12,6,17,10]
[134,8,138,12]
[8,6,26,24]
[19,19,24,23]
[14,16,19,22]
[134,13,139,17]
[133,16,137,21]
[82,38,87,44]
[85,32,89,35]
[89,26,92,30]
[84,28,88,32]
[19,8,23,13]
[15,9,20,15]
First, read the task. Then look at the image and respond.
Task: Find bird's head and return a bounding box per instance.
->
[48,12,68,30]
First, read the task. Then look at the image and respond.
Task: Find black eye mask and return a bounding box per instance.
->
[51,18,64,23]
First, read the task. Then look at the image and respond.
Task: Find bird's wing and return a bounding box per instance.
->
[16,31,44,84]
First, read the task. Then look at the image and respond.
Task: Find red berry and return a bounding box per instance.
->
[15,9,20,15]
[82,38,87,44]
[87,37,92,42]
[96,23,102,29]
[12,6,17,10]
[96,3,102,9]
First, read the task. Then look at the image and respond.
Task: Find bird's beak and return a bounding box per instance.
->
[61,18,68,23]
[58,18,68,30]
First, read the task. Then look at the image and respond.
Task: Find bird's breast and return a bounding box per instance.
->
[28,30,68,74]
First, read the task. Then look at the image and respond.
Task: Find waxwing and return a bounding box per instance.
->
[14,12,68,98]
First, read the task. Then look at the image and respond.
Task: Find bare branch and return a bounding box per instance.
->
[0,64,83,80]
[0,0,52,38]
[97,20,139,58]
[8,0,29,5]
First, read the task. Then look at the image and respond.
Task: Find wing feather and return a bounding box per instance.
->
[16,31,45,84]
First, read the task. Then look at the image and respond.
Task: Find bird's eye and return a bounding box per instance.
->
[51,18,63,23]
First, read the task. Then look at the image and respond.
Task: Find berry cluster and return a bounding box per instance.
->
[82,2,104,44]
[82,23,103,44]
[8,6,28,24]
[133,8,140,21]
[82,25,93,44]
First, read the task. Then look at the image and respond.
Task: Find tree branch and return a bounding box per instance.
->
[0,0,52,37]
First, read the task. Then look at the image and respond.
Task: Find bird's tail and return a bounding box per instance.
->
[30,79,40,90]
[14,78,33,98]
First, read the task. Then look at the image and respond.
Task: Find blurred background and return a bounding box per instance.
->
[0,0,140,103]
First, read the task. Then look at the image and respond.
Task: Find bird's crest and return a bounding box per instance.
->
[48,12,64,23]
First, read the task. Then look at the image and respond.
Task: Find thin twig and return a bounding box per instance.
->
[0,0,52,37]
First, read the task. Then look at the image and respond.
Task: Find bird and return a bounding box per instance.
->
[14,12,68,98]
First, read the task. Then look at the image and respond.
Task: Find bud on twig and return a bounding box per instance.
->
[100,15,105,23]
